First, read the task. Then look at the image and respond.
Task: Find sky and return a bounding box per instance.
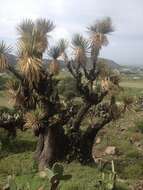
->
[0,0,143,66]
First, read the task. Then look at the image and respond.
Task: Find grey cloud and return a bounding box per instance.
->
[0,0,143,65]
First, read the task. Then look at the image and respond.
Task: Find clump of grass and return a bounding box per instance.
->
[61,183,86,190]
[135,120,143,133]
[123,163,143,179]
[125,149,142,159]
[115,182,129,190]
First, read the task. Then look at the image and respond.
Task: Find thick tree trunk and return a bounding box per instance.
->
[34,117,112,170]
[80,118,112,163]
[80,127,99,163]
[34,125,66,171]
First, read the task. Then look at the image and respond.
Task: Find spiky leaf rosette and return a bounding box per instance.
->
[0,41,11,72]
[49,46,61,75]
[17,19,55,55]
[72,34,89,64]
[58,39,68,54]
[19,56,42,87]
[58,39,68,61]
[36,19,55,53]
[88,17,113,35]
[88,17,113,50]
[24,105,46,131]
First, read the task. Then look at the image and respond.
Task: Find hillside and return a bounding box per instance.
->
[98,58,121,69]
[7,54,17,66]
[8,54,120,70]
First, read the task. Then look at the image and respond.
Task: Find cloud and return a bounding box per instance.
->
[0,0,143,65]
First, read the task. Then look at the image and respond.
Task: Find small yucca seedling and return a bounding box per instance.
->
[95,160,116,190]
[46,163,72,190]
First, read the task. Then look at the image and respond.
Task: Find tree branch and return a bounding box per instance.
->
[71,102,91,130]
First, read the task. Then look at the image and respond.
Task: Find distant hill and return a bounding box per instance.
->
[98,58,121,70]
[7,54,120,70]
[44,57,120,70]
[7,54,17,66]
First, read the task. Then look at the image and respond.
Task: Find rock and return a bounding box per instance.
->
[39,171,47,178]
[92,156,102,164]
[2,184,10,190]
[120,127,126,132]
[95,137,101,144]
[105,146,116,155]
[135,142,142,147]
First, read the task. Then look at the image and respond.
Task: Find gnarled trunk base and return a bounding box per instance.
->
[34,125,66,171]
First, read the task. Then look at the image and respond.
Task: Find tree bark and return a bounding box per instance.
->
[35,125,66,171]
[72,102,91,130]
[80,117,112,163]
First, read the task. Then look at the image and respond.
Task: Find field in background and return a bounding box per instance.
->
[120,80,143,89]
[0,72,143,189]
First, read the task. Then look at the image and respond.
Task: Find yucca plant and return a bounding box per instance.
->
[95,161,116,190]
[49,46,61,75]
[19,56,43,87]
[88,17,113,48]
[72,34,89,65]
[0,41,11,72]
[0,17,128,171]
[46,163,72,190]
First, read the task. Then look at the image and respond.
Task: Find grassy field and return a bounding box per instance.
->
[120,80,143,89]
[0,74,143,189]
[1,110,143,189]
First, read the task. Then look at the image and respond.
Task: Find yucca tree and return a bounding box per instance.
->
[0,19,58,168]
[72,34,89,65]
[0,41,11,71]
[88,17,113,70]
[49,39,68,74]
[0,17,129,170]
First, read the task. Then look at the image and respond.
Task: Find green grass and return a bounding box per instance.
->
[120,80,143,89]
[0,74,143,189]
[1,111,143,189]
